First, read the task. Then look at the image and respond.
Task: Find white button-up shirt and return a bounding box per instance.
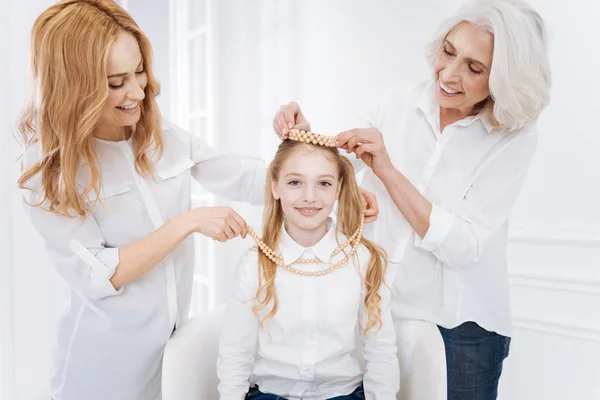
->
[217,222,399,400]
[358,81,538,337]
[22,121,266,400]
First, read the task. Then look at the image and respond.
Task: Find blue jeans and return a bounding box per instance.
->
[439,322,511,400]
[245,383,365,399]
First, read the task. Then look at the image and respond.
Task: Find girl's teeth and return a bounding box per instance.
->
[298,208,319,215]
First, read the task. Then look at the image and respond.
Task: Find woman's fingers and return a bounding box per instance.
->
[294,121,311,133]
[223,225,236,240]
[213,232,227,242]
[213,209,248,241]
[360,188,379,223]
[276,112,289,138]
[282,108,296,137]
[272,102,311,141]
[355,143,377,159]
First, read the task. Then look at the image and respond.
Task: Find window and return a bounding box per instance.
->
[170,0,216,316]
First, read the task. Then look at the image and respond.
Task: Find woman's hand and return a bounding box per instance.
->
[360,188,379,223]
[337,128,394,179]
[273,102,311,140]
[184,206,248,242]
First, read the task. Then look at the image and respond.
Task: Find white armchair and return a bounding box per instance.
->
[162,307,446,400]
[162,305,225,400]
[395,319,447,400]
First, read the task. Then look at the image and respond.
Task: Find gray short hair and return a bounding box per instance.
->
[427,0,552,130]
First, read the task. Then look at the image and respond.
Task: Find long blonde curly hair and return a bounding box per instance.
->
[18,0,163,218]
[253,140,388,334]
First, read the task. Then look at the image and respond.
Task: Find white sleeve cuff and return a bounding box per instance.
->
[70,240,123,299]
[415,204,455,251]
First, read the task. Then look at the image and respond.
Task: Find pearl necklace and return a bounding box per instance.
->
[246,213,365,277]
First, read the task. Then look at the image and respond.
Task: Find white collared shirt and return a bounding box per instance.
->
[357,81,538,337]
[22,121,266,400]
[217,221,399,400]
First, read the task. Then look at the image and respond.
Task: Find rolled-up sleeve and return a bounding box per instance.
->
[415,130,538,267]
[24,200,123,300]
[416,204,460,252]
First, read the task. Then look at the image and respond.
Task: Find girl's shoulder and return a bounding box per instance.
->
[243,245,260,260]
[238,246,261,270]
[232,246,262,286]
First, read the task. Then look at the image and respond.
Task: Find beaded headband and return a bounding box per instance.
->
[288,128,337,148]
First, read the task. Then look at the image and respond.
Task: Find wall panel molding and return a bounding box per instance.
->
[509,228,600,246]
[513,316,600,342]
[509,271,600,295]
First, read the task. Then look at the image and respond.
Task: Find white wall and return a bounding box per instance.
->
[0,0,16,397]
[2,0,599,399]
[1,1,65,400]
[127,0,172,119]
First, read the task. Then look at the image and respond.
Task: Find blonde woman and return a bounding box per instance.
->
[218,138,399,399]
[18,1,268,399]
[274,0,552,398]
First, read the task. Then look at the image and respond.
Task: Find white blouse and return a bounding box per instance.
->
[22,121,266,400]
[217,221,400,400]
[358,81,538,337]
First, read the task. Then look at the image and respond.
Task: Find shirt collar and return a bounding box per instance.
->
[416,80,437,117]
[278,217,345,265]
[479,112,495,133]
[416,80,495,134]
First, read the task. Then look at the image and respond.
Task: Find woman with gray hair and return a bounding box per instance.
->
[273,0,551,398]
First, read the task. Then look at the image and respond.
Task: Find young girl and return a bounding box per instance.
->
[217,132,400,399]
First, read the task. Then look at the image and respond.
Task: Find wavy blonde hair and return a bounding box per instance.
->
[18,0,163,217]
[253,141,388,334]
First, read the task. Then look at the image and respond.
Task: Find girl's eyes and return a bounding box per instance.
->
[287,180,333,187]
